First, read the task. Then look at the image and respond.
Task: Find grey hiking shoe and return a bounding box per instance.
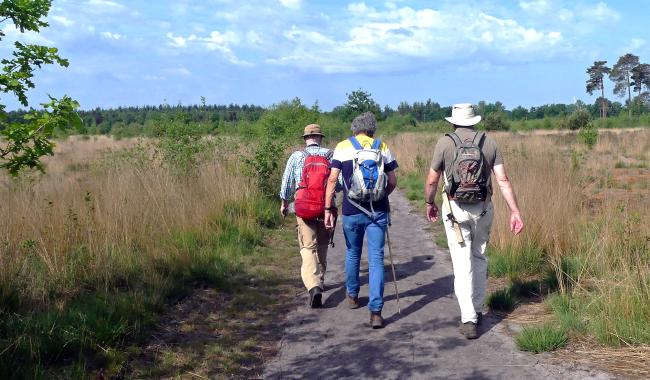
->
[460,322,478,339]
[347,295,360,309]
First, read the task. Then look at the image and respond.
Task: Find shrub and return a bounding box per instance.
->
[244,138,285,198]
[483,113,510,131]
[563,108,592,130]
[578,126,598,149]
[516,324,567,353]
[157,126,214,176]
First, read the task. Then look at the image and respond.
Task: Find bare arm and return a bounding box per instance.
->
[386,170,397,196]
[424,168,441,222]
[324,168,340,229]
[493,164,524,235]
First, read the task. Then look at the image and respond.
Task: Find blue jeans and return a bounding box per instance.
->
[343,211,388,312]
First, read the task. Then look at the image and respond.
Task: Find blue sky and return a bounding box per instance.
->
[2,0,649,110]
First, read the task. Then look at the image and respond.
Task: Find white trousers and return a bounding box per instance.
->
[442,200,494,324]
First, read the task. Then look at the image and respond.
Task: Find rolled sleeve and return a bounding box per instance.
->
[279,153,298,200]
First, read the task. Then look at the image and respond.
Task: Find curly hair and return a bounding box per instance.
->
[350,112,377,137]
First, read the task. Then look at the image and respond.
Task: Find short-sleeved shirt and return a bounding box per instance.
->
[331,135,399,216]
[430,127,503,196]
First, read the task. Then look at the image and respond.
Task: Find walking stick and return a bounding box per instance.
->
[385,216,401,314]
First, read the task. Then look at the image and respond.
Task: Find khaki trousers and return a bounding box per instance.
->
[296,216,329,291]
[442,201,494,324]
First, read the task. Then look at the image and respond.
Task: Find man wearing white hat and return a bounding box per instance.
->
[424,103,524,339]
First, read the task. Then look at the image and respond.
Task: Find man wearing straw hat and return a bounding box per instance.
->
[424,103,524,339]
[280,124,335,308]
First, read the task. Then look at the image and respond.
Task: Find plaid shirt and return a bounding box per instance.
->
[279,144,333,201]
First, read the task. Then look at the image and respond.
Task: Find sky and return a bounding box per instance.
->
[2,0,649,111]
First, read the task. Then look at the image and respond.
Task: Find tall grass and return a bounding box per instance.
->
[389,128,650,347]
[0,136,281,378]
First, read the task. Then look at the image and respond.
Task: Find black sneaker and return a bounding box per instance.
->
[309,287,323,308]
[459,322,478,339]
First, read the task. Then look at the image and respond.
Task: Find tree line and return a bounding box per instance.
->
[586,53,650,118]
[7,89,646,137]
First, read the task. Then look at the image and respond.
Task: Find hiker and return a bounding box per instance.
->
[424,103,524,339]
[279,124,335,308]
[324,112,398,329]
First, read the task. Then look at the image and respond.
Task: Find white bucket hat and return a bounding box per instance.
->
[445,103,482,126]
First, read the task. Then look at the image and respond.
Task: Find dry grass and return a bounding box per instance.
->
[0,137,257,310]
[0,136,286,378]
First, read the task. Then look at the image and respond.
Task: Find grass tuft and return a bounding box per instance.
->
[516,324,568,353]
[487,287,516,312]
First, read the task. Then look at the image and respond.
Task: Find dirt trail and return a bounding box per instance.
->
[263,191,612,379]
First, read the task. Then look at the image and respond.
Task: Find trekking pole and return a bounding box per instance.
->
[385,215,401,314]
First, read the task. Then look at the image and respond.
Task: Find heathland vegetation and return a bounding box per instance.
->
[3,96,648,377]
[2,1,649,378]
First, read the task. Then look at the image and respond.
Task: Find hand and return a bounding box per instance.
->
[325,210,336,230]
[426,202,439,223]
[510,211,524,235]
[280,201,288,217]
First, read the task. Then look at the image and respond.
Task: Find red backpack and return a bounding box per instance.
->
[294,152,331,220]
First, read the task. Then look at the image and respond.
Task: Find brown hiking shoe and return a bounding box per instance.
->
[459,322,478,339]
[370,312,384,329]
[347,295,360,309]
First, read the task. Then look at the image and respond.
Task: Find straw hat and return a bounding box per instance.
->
[445,103,482,126]
[303,123,325,137]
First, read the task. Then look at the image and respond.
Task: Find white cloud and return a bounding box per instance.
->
[519,0,551,14]
[246,30,262,46]
[1,24,54,45]
[278,0,301,10]
[101,31,126,40]
[581,2,620,22]
[268,5,566,73]
[166,32,197,48]
[171,67,192,77]
[165,31,251,66]
[85,0,127,13]
[51,15,75,27]
[624,38,646,52]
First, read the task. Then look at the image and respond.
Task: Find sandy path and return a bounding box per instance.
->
[263,191,612,380]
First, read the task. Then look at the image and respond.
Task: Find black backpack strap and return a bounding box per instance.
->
[445,132,462,147]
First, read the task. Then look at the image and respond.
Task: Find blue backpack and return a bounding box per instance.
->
[345,137,387,215]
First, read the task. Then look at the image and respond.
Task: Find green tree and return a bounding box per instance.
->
[586,60,611,118]
[0,0,80,175]
[609,53,640,118]
[343,89,382,121]
[631,63,650,92]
